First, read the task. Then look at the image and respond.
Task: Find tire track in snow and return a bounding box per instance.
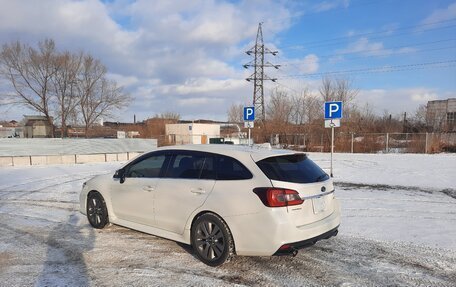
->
[335,181,456,199]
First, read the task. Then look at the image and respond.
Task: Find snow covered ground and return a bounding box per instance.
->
[0,152,455,286]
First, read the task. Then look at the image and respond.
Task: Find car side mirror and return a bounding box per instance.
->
[114,169,126,184]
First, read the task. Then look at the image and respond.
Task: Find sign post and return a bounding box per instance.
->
[243,107,255,146]
[324,101,343,177]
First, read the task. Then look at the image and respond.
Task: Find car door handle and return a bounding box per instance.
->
[190,188,206,195]
[143,185,155,192]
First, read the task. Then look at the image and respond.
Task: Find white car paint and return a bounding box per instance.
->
[80,144,341,256]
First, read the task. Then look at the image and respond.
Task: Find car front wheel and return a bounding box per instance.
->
[191,213,234,267]
[87,192,109,229]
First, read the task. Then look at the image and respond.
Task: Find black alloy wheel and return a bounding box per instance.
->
[87,192,109,229]
[191,213,234,267]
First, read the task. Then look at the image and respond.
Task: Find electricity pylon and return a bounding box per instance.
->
[244,22,280,121]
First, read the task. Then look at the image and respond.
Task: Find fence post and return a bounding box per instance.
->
[320,134,323,152]
[425,132,428,154]
[386,133,389,153]
[351,133,354,153]
[406,133,409,151]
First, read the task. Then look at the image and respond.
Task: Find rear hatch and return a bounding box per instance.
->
[255,153,336,227]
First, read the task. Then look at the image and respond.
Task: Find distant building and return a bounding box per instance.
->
[23,115,53,138]
[0,126,23,138]
[166,123,220,144]
[426,98,456,132]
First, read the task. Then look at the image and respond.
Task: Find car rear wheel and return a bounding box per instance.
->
[87,192,109,229]
[191,213,234,267]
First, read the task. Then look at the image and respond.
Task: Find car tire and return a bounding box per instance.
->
[87,192,109,229]
[191,213,234,267]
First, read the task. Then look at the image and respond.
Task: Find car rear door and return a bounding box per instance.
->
[153,151,215,234]
[255,153,337,227]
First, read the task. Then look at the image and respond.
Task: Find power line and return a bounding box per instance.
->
[265,0,393,24]
[289,18,456,47]
[313,38,456,59]
[280,60,456,78]
[281,45,456,66]
[281,21,456,51]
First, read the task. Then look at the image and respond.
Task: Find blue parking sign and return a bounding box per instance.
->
[244,107,255,121]
[324,101,343,119]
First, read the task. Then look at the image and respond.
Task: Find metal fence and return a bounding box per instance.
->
[269,132,456,154]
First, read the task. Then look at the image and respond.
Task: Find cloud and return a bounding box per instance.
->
[333,38,418,62]
[0,0,293,122]
[313,0,350,12]
[357,88,442,116]
[410,91,438,102]
[339,38,391,57]
[422,2,456,24]
[281,54,320,75]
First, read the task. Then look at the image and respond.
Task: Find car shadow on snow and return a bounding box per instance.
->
[36,213,95,286]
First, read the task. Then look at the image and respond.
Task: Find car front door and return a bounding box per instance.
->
[110,152,169,226]
[154,151,215,234]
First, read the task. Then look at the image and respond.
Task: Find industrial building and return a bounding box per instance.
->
[426,98,456,132]
[165,123,220,144]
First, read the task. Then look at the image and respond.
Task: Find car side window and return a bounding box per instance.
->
[126,154,167,178]
[166,153,215,180]
[216,155,252,180]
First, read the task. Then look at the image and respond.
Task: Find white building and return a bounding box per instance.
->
[166,123,220,145]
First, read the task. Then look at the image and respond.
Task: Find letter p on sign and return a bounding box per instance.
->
[324,101,343,119]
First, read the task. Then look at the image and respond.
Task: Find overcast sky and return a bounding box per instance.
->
[0,0,455,122]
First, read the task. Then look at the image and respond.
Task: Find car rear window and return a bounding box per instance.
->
[256,154,329,184]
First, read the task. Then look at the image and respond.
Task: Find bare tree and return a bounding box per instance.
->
[319,76,335,102]
[155,112,181,120]
[227,103,243,123]
[51,51,82,138]
[77,56,130,137]
[319,76,358,119]
[289,88,322,125]
[290,92,305,125]
[414,104,427,125]
[267,88,292,124]
[305,94,323,125]
[0,39,58,136]
[1,39,131,138]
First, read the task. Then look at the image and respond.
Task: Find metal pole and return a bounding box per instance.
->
[351,132,354,153]
[248,127,251,146]
[386,133,389,153]
[330,126,334,177]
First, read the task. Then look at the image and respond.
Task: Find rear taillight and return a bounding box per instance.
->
[253,188,304,207]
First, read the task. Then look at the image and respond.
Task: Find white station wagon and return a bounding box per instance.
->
[80,145,340,266]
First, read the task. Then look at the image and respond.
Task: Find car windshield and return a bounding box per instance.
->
[256,154,329,184]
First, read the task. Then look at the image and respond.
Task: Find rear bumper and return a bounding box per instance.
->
[226,199,341,256]
[273,225,339,255]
